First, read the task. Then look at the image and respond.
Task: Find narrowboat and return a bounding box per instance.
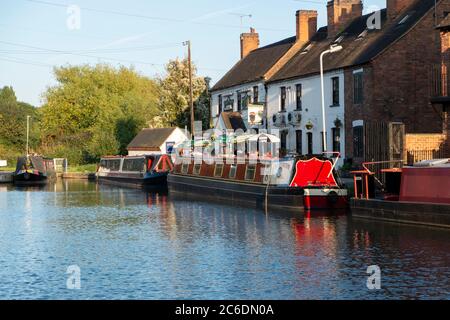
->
[14,156,56,185]
[350,158,450,228]
[97,154,173,189]
[168,134,348,212]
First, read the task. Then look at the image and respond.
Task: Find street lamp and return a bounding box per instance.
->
[320,44,343,152]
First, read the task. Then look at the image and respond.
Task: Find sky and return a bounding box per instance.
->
[0,0,387,106]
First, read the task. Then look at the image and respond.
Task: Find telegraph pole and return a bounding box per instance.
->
[26,115,31,156]
[183,40,195,137]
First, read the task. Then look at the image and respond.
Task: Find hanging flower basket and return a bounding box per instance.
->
[334,118,343,128]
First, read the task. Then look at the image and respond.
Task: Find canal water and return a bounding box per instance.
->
[0,180,448,300]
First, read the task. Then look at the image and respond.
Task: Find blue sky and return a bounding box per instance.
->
[0,0,386,106]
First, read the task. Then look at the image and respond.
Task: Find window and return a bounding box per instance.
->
[296,84,302,110]
[166,142,175,154]
[332,128,341,153]
[296,130,302,155]
[353,126,364,158]
[229,164,237,179]
[353,71,363,104]
[253,86,259,104]
[218,94,223,114]
[242,92,250,109]
[280,87,287,111]
[321,132,327,153]
[245,165,256,181]
[237,92,242,111]
[307,132,313,155]
[103,159,121,172]
[214,164,224,177]
[193,163,201,175]
[280,131,288,151]
[224,96,234,111]
[181,163,189,174]
[122,158,145,172]
[332,77,340,106]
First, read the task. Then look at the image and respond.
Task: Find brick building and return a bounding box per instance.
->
[211,0,450,164]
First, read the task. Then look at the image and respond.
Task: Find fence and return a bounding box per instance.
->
[405,134,448,165]
[53,158,68,173]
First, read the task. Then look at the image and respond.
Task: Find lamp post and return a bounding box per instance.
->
[320,45,343,152]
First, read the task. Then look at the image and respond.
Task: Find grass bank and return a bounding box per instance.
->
[67,164,97,173]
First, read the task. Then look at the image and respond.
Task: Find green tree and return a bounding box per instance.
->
[157,58,208,129]
[40,64,160,164]
[0,86,38,150]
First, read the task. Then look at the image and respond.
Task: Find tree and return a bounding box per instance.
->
[40,64,160,163]
[0,86,38,149]
[157,58,208,130]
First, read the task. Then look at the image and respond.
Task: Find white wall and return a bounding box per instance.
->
[160,128,188,154]
[266,70,346,164]
[128,128,188,156]
[211,81,265,130]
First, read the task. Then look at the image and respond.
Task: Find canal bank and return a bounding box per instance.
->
[0,172,13,183]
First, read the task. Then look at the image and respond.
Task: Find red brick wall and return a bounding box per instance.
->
[344,1,450,161]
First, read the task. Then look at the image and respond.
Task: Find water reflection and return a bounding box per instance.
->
[0,180,448,300]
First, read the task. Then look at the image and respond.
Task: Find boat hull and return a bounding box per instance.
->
[97,172,168,189]
[13,172,48,185]
[168,173,305,212]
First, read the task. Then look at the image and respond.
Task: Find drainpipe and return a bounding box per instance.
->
[264,83,269,131]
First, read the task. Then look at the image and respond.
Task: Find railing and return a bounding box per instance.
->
[407,149,448,165]
[431,64,449,97]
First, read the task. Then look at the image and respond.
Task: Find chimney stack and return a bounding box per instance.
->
[240,28,259,59]
[296,10,318,43]
[327,0,363,38]
[387,0,410,21]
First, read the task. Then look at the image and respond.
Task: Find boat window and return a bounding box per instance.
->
[122,158,145,172]
[103,159,121,172]
[193,163,201,175]
[229,164,237,179]
[181,163,189,174]
[214,164,224,177]
[245,164,257,181]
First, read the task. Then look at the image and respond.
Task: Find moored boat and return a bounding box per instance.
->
[350,159,450,228]
[97,154,173,189]
[14,156,55,185]
[168,134,348,212]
